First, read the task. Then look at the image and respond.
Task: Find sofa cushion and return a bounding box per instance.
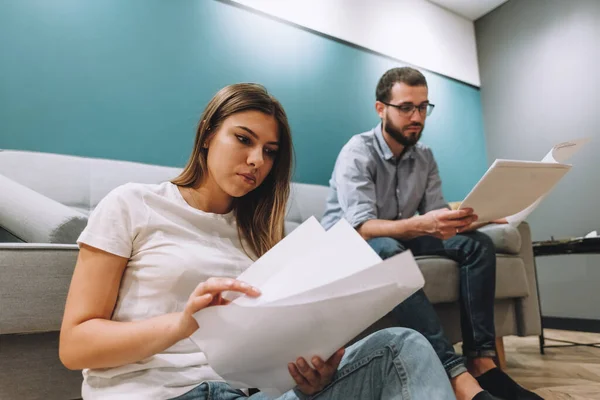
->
[0,331,83,400]
[495,254,530,298]
[0,150,91,211]
[418,253,530,304]
[0,150,182,213]
[478,224,522,255]
[284,220,301,236]
[0,244,80,334]
[286,183,330,224]
[418,256,459,303]
[0,174,87,243]
[0,226,23,243]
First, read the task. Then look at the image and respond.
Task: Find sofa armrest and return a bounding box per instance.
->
[0,173,87,243]
[0,244,79,334]
[512,222,542,336]
[478,223,522,255]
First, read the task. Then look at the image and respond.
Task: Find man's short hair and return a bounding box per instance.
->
[376,67,428,103]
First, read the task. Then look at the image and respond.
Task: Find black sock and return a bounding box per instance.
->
[473,390,503,400]
[476,368,544,400]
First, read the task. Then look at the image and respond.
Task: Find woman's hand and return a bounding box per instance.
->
[288,349,345,396]
[176,277,261,340]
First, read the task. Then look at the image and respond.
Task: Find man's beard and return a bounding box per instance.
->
[383,114,423,147]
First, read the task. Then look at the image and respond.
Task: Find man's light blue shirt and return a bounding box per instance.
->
[321,123,449,230]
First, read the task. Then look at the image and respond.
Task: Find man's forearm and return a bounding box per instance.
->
[357,217,427,241]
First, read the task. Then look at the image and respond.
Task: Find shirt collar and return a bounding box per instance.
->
[374,123,416,162]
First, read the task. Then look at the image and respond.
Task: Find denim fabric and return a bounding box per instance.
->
[170,328,454,400]
[368,231,497,378]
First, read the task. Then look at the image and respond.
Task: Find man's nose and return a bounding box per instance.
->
[411,109,425,123]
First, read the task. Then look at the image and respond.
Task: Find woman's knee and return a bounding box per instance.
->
[363,327,432,357]
[382,327,429,349]
[381,328,443,371]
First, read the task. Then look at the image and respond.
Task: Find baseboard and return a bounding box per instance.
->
[543,316,600,333]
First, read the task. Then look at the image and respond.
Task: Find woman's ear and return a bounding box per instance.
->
[203,132,214,149]
[202,120,213,149]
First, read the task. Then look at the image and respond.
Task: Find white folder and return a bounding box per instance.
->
[459,159,571,223]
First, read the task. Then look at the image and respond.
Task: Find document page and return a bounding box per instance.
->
[505,138,590,225]
[459,160,571,223]
[190,218,424,395]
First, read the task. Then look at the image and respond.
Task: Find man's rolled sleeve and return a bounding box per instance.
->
[335,147,378,228]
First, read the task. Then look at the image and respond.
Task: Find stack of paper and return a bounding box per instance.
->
[190,217,424,395]
[504,138,590,225]
[459,138,590,224]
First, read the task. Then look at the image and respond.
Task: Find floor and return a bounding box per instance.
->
[503,330,600,399]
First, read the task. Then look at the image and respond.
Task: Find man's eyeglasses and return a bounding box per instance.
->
[380,101,435,117]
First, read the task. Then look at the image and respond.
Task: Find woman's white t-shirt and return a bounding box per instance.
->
[76,181,254,400]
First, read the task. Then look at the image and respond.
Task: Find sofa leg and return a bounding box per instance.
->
[495,337,507,370]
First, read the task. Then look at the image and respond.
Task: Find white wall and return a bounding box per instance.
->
[230,0,481,87]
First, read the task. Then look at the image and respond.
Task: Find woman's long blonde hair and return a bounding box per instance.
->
[172,83,293,258]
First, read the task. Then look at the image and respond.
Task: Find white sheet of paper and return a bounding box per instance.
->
[191,283,406,394]
[189,218,424,395]
[460,159,571,223]
[223,216,326,302]
[505,138,590,225]
[236,219,382,306]
[268,250,422,307]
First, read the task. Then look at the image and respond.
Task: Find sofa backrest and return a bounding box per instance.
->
[0,150,182,215]
[286,183,330,232]
[0,150,331,237]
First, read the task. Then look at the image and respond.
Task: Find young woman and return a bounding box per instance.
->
[59,83,455,400]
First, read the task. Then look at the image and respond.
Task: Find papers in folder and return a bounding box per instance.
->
[459,138,590,224]
[459,159,571,223]
[505,138,591,225]
[189,217,424,395]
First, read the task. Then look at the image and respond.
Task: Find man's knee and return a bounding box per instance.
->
[367,237,405,259]
[465,231,496,258]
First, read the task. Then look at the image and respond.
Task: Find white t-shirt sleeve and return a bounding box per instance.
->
[77,184,146,258]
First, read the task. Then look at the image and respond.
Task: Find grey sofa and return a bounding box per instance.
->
[0,150,542,400]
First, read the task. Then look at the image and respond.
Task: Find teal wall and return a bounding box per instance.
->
[0,0,487,201]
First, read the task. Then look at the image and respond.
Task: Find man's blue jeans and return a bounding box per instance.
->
[171,328,454,400]
[368,231,497,379]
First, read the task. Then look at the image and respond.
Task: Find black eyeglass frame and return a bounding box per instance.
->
[379,101,435,116]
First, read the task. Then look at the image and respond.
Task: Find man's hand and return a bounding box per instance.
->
[419,208,478,240]
[459,217,509,233]
[288,349,345,396]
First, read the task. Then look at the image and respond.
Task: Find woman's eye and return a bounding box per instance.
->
[235,135,250,144]
[265,148,278,157]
